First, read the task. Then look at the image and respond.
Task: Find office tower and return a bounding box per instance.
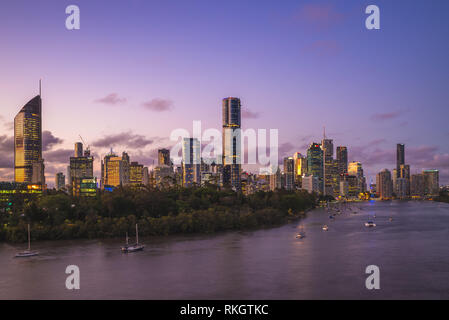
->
[422,169,439,196]
[376,169,393,200]
[293,152,307,188]
[397,143,405,177]
[66,165,71,186]
[348,161,366,193]
[396,178,407,199]
[153,165,174,188]
[142,167,149,186]
[307,142,323,193]
[158,148,171,166]
[70,143,94,196]
[410,173,425,198]
[55,172,65,191]
[399,164,410,196]
[336,146,348,174]
[301,174,320,194]
[121,152,130,185]
[283,157,295,190]
[340,180,349,197]
[14,88,42,183]
[101,152,131,187]
[31,159,45,185]
[182,138,201,187]
[322,138,334,159]
[269,166,282,191]
[74,142,83,158]
[129,162,144,186]
[222,97,241,190]
[101,151,116,188]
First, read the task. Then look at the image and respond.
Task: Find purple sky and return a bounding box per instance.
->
[0,0,448,186]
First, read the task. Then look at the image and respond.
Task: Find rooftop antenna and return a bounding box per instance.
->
[39,79,42,97]
[323,126,326,139]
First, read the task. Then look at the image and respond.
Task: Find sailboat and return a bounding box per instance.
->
[121,224,145,253]
[15,224,39,257]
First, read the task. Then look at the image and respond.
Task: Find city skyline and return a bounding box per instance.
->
[0,0,448,186]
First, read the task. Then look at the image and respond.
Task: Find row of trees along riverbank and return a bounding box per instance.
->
[0,186,318,243]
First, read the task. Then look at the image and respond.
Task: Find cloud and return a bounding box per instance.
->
[0,135,14,153]
[95,93,127,105]
[370,111,402,121]
[44,149,73,164]
[241,109,260,119]
[92,132,154,149]
[142,98,173,112]
[292,3,345,31]
[42,130,63,151]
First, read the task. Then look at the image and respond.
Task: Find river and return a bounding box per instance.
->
[0,200,448,299]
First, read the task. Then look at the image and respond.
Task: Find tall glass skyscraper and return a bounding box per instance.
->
[307,142,323,193]
[222,97,241,190]
[14,95,42,183]
[396,143,405,177]
[182,138,201,187]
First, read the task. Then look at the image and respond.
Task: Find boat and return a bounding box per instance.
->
[364,221,376,227]
[15,224,39,258]
[296,233,305,239]
[121,224,145,253]
[329,215,334,219]
[322,225,329,231]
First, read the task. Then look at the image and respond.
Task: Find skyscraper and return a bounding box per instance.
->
[283,157,295,191]
[336,146,348,174]
[55,172,65,191]
[158,149,171,166]
[423,169,439,196]
[222,97,241,190]
[70,143,94,196]
[307,142,323,193]
[376,169,393,200]
[74,142,83,158]
[14,89,43,183]
[182,138,201,187]
[397,143,405,177]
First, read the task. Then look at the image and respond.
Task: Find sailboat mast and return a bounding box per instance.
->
[136,224,139,244]
[28,224,31,251]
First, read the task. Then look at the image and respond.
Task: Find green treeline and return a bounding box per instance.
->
[0,187,317,243]
[436,190,449,204]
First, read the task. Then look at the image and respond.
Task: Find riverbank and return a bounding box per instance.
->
[0,187,317,243]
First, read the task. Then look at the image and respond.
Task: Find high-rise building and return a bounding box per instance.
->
[293,152,307,187]
[14,91,42,183]
[301,174,320,194]
[31,159,45,185]
[269,166,282,191]
[283,157,295,191]
[410,173,425,198]
[158,149,171,166]
[397,143,405,177]
[336,146,348,174]
[376,169,393,200]
[102,152,130,187]
[423,169,439,196]
[69,143,94,196]
[399,164,410,196]
[182,138,201,187]
[307,142,323,193]
[129,162,144,186]
[222,97,241,190]
[74,142,83,158]
[55,172,65,191]
[142,167,149,186]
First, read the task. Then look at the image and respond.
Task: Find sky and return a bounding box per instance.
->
[0,0,448,186]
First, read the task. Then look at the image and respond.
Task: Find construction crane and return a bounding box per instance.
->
[79,135,90,155]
